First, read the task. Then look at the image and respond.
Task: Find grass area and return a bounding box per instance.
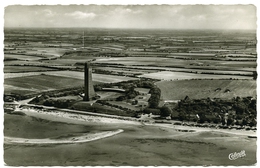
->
[139,71,252,80]
[134,88,150,94]
[107,101,140,111]
[156,79,256,100]
[135,94,151,102]
[5,72,46,79]
[96,91,124,100]
[51,95,82,101]
[71,101,134,117]
[4,84,37,95]
[4,74,84,95]
[93,74,138,83]
[4,65,57,73]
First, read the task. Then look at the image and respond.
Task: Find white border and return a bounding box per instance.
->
[1,1,259,167]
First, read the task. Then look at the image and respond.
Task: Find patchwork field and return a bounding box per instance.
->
[139,71,252,80]
[156,79,256,100]
[3,27,257,166]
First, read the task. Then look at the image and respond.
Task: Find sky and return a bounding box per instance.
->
[3,4,258,30]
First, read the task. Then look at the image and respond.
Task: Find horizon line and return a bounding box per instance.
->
[3,27,257,31]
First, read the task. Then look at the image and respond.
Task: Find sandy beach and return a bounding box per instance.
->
[17,107,141,125]
[5,129,124,145]
[16,107,256,137]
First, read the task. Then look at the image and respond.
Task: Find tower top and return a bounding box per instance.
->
[85,61,91,68]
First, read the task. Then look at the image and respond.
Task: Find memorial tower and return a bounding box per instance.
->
[84,62,96,101]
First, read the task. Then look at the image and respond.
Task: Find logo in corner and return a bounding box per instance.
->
[229,150,246,160]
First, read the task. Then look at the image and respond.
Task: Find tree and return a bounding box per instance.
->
[178,110,187,121]
[160,106,172,117]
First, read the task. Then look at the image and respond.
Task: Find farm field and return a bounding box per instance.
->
[168,53,217,56]
[131,65,256,72]
[156,79,256,100]
[42,70,138,83]
[139,71,252,80]
[95,57,256,70]
[4,70,138,84]
[4,74,84,95]
[121,66,253,76]
[92,74,138,83]
[42,58,97,65]
[5,72,49,79]
[4,60,45,66]
[4,65,57,73]
[4,54,45,61]
[95,57,191,66]
[25,47,69,57]
[93,67,156,75]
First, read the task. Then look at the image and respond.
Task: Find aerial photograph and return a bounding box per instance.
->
[3,3,257,166]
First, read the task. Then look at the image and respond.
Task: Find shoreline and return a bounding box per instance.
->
[4,129,124,145]
[7,107,257,137]
[146,123,257,137]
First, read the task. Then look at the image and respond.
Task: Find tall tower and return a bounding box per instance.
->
[84,62,96,101]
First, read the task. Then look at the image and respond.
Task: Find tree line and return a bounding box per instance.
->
[169,96,256,127]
